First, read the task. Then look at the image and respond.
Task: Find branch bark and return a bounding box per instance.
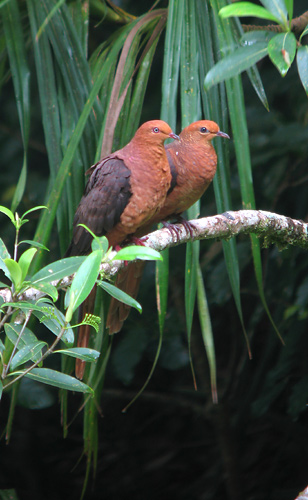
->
[1,209,307,304]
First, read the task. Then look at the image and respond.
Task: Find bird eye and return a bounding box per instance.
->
[153,127,160,133]
[200,127,209,134]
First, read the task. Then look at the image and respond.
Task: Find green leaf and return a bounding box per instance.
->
[241,30,277,45]
[0,238,10,260]
[0,257,11,281]
[31,282,58,302]
[155,249,169,334]
[260,0,289,28]
[1,0,31,212]
[91,236,109,254]
[284,0,293,21]
[4,324,42,362]
[21,206,47,219]
[197,266,217,403]
[97,280,142,313]
[12,157,27,214]
[18,240,49,251]
[204,44,268,90]
[0,205,15,224]
[65,250,102,321]
[297,45,308,96]
[35,0,66,40]
[114,246,163,262]
[54,347,100,362]
[10,341,47,371]
[31,256,86,284]
[18,248,38,282]
[299,24,308,42]
[33,306,74,346]
[268,32,297,76]
[3,259,22,289]
[22,367,94,394]
[219,2,282,23]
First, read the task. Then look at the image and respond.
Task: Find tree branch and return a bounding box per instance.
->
[242,10,308,37]
[0,210,307,304]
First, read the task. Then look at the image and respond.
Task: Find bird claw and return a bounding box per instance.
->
[162,217,196,241]
[162,221,182,241]
[129,236,148,246]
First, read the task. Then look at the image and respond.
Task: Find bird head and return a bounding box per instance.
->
[135,120,180,143]
[181,120,230,143]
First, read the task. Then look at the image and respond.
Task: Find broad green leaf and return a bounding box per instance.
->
[204,44,268,90]
[33,306,74,345]
[97,280,142,313]
[10,341,47,371]
[4,324,42,362]
[18,248,38,282]
[3,303,73,345]
[297,45,308,96]
[260,0,289,28]
[4,259,22,289]
[219,2,281,23]
[0,380,2,401]
[114,246,162,262]
[0,238,10,260]
[54,347,100,362]
[268,32,296,76]
[0,206,15,224]
[91,236,109,254]
[31,282,58,302]
[241,30,277,45]
[65,250,102,321]
[0,257,11,281]
[31,256,86,284]
[18,240,49,251]
[22,367,94,394]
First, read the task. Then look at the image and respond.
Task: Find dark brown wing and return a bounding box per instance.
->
[66,157,132,256]
[165,145,178,196]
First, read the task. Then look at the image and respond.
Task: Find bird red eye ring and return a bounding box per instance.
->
[153,127,160,133]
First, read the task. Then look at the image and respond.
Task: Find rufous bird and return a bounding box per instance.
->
[106,120,229,335]
[65,120,179,378]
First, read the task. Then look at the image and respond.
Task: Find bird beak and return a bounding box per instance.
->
[216,130,230,139]
[169,132,180,140]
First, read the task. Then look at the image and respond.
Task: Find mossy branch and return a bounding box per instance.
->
[0,210,307,304]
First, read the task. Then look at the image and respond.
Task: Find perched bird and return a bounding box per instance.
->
[66,120,179,378]
[106,120,229,334]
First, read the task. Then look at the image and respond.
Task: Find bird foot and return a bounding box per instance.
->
[163,216,197,240]
[162,221,182,241]
[129,236,148,246]
[179,218,197,239]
